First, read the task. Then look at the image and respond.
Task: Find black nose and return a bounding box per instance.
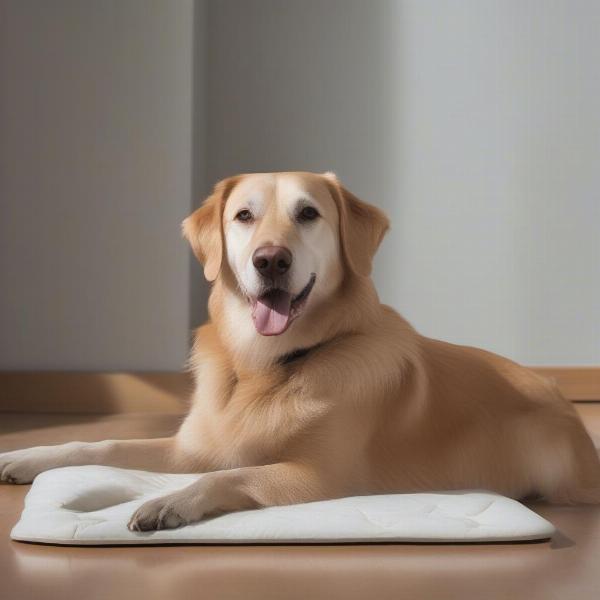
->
[252,246,293,279]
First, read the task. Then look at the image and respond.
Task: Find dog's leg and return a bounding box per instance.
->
[128,461,331,531]
[0,437,197,484]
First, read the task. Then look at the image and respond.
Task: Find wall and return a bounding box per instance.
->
[1,0,598,370]
[379,0,600,366]
[0,0,196,370]
[207,0,600,366]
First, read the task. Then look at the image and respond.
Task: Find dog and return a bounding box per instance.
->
[2,171,599,531]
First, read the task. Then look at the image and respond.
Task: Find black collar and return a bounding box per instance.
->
[277,344,320,366]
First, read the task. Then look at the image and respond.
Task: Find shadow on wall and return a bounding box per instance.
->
[189,0,210,332]
[205,0,403,194]
[197,0,404,327]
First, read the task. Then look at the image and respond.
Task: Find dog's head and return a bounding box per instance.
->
[183,172,389,337]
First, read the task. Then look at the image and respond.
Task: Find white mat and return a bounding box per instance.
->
[10,466,555,545]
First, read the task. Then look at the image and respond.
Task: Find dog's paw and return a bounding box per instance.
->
[128,490,210,532]
[0,448,46,484]
[0,442,83,484]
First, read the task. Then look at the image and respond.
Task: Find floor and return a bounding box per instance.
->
[1,406,600,600]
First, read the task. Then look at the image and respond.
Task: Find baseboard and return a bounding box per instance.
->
[0,367,597,414]
[0,372,193,414]
[532,367,600,402]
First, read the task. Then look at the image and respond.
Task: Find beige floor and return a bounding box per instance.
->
[1,406,600,600]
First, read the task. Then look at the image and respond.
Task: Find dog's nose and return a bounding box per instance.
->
[252,246,293,279]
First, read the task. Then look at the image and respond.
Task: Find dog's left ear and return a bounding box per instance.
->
[323,172,390,278]
[182,176,240,282]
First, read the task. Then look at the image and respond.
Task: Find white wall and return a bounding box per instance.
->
[379,0,600,366]
[1,0,598,370]
[0,0,196,370]
[207,0,600,366]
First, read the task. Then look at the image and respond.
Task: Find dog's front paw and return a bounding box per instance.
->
[0,448,47,484]
[0,442,85,484]
[127,490,210,532]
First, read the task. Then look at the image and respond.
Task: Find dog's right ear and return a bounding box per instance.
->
[182,176,240,282]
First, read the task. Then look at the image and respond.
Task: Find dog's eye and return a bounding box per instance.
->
[298,206,319,222]
[235,209,253,223]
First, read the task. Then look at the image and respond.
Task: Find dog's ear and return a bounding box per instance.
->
[323,173,390,277]
[182,176,240,282]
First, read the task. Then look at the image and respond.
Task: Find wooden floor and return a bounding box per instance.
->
[1,406,600,600]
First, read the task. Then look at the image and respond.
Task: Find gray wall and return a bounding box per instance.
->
[1,0,598,370]
[378,1,600,366]
[0,0,196,370]
[207,0,600,366]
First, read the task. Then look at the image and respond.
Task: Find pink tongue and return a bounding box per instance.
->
[252,290,292,336]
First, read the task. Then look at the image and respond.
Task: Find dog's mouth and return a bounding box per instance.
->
[250,274,316,336]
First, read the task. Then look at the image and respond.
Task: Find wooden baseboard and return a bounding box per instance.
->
[0,372,192,414]
[532,367,600,402]
[0,367,597,414]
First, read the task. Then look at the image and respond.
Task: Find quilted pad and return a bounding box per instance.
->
[10,466,555,545]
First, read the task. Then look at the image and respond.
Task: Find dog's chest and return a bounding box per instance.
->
[202,378,324,468]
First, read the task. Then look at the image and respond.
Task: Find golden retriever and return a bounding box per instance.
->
[2,171,599,531]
